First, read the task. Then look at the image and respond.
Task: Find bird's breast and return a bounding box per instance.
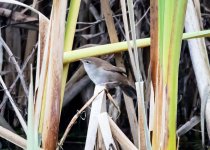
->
[86,68,113,84]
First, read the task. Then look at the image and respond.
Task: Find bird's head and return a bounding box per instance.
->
[80,58,93,65]
[80,57,99,70]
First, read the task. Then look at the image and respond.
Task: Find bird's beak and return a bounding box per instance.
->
[80,59,87,65]
[80,58,88,63]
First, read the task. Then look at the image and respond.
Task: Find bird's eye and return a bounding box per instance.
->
[85,60,91,64]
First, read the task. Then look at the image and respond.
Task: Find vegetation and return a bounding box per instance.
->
[0,0,210,150]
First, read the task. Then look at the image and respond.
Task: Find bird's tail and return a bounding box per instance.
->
[120,84,137,99]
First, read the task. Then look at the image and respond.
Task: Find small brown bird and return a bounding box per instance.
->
[80,57,136,99]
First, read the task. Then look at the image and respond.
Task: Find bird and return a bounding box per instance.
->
[80,57,136,99]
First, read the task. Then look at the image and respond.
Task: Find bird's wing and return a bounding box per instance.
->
[103,65,126,75]
[96,57,127,75]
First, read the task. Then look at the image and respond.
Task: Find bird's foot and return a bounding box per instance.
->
[98,81,119,89]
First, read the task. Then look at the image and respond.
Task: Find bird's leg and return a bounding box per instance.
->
[105,90,121,119]
[99,81,119,89]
